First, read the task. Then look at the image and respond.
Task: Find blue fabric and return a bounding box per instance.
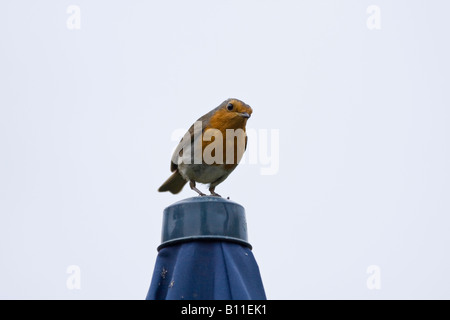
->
[146,241,266,300]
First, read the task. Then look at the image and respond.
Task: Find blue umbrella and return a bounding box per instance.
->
[146,197,266,300]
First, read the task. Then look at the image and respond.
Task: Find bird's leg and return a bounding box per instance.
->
[190,181,206,196]
[209,186,221,197]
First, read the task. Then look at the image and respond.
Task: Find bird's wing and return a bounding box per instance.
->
[169,107,220,172]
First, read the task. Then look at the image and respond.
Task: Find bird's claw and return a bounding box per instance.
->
[209,192,221,197]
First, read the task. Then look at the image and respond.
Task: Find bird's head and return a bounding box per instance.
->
[210,98,253,130]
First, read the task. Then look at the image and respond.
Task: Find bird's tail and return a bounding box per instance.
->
[158,170,187,194]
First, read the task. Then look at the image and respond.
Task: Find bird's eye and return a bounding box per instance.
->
[227,103,234,111]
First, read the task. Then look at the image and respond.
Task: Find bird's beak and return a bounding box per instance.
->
[240,112,251,119]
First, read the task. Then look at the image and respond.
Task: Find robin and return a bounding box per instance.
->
[158,98,253,197]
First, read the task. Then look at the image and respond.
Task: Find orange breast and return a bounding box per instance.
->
[203,109,248,170]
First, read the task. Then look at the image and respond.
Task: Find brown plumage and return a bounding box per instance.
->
[158,98,252,197]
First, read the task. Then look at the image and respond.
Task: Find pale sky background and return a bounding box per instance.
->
[1,1,450,299]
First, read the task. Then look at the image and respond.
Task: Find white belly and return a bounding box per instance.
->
[178,163,229,185]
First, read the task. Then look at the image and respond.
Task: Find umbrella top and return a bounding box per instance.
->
[158,196,251,251]
[166,195,244,208]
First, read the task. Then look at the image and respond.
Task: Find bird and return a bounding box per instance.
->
[158,98,253,197]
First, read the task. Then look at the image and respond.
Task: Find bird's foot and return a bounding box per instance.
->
[190,181,206,196]
[209,187,221,197]
[210,192,221,197]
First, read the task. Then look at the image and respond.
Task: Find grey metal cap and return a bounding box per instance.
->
[158,196,251,251]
